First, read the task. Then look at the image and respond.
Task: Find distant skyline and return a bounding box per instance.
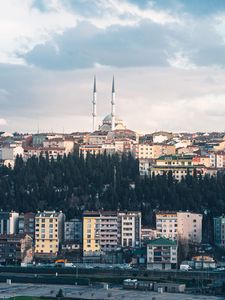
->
[1,0,225,133]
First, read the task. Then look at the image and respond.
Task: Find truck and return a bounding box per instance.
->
[180,264,192,271]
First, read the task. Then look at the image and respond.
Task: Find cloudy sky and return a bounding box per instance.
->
[1,0,225,133]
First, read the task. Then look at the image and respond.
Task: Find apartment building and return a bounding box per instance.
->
[0,212,19,235]
[146,237,177,270]
[118,211,141,248]
[83,211,101,256]
[214,215,225,248]
[35,211,65,255]
[0,234,33,264]
[79,145,103,158]
[134,144,175,160]
[209,152,225,168]
[83,211,142,256]
[156,211,202,244]
[64,218,82,244]
[18,212,35,238]
[43,138,74,155]
[0,145,24,167]
[99,211,118,252]
[151,155,205,181]
[23,147,66,160]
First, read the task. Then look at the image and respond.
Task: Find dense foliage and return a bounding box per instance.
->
[0,152,225,240]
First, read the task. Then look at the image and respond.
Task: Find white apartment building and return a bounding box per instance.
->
[156,211,202,244]
[118,211,141,248]
[210,152,225,168]
[0,212,19,234]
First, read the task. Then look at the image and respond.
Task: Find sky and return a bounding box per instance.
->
[1,0,225,133]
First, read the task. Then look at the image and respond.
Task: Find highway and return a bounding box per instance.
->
[0,265,224,283]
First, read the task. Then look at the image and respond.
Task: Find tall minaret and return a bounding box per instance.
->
[92,76,97,132]
[111,76,115,131]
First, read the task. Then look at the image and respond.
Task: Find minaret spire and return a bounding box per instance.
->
[92,76,97,132]
[111,75,115,131]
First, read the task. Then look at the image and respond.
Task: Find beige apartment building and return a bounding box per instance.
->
[134,144,175,160]
[35,211,65,255]
[156,211,202,244]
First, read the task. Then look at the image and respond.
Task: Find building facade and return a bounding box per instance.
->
[118,211,141,248]
[214,216,225,248]
[0,212,19,235]
[83,211,142,256]
[147,237,177,270]
[156,211,202,244]
[35,211,65,255]
[0,234,33,264]
[18,212,35,238]
[64,218,82,244]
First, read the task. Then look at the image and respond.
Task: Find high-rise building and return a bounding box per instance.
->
[35,211,65,255]
[83,211,101,256]
[118,211,141,248]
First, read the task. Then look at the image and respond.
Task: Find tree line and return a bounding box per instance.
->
[0,152,224,241]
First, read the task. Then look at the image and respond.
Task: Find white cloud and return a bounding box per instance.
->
[0,0,77,64]
[167,51,196,70]
[84,0,180,28]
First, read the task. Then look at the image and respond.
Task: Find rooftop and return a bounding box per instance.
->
[146,237,177,246]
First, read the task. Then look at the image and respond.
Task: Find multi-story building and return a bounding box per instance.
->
[18,213,35,238]
[193,155,211,168]
[151,155,205,181]
[79,145,103,158]
[99,211,118,252]
[0,145,24,167]
[214,215,225,248]
[23,147,66,160]
[35,211,65,255]
[0,234,33,264]
[209,152,225,168]
[0,212,19,235]
[43,138,75,155]
[64,218,82,244]
[156,211,202,244]
[83,211,142,256]
[146,237,177,270]
[133,144,175,160]
[141,227,161,243]
[83,211,101,256]
[118,211,141,248]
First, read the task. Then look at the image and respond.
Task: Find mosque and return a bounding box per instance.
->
[92,76,126,132]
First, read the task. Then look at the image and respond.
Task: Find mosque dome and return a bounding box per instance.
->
[99,114,126,131]
[103,114,124,124]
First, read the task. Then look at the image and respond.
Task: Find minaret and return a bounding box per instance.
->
[92,76,97,132]
[111,76,115,131]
